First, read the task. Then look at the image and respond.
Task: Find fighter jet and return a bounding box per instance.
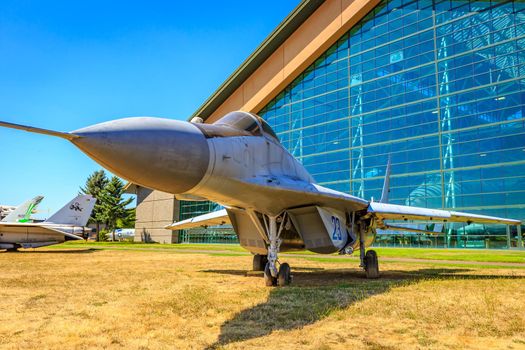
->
[0,194,96,251]
[1,195,44,223]
[0,112,521,285]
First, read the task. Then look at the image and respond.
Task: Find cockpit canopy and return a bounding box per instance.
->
[194,111,279,141]
[214,111,279,140]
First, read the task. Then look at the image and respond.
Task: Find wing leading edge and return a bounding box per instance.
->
[166,179,521,230]
[166,209,230,230]
[368,202,521,226]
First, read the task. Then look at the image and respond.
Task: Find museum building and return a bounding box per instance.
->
[130,0,525,248]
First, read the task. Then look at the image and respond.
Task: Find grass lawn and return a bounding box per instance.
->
[53,241,525,264]
[0,248,524,349]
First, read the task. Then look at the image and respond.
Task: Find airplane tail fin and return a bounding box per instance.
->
[1,196,44,223]
[380,156,392,204]
[45,195,96,226]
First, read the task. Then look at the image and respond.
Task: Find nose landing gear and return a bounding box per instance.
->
[264,261,291,286]
[260,213,292,287]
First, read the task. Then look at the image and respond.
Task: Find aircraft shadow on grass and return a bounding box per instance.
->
[204,267,525,349]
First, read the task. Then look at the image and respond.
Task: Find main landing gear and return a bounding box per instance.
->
[358,222,379,279]
[260,213,292,287]
[364,250,379,278]
[252,254,267,271]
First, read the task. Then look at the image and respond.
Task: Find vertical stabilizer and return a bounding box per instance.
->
[1,196,44,223]
[380,157,392,204]
[45,195,96,226]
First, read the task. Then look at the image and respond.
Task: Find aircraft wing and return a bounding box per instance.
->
[166,209,230,230]
[245,176,519,226]
[166,176,520,231]
[368,202,521,226]
[237,176,370,213]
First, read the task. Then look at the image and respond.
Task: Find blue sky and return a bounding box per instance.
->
[0,0,299,217]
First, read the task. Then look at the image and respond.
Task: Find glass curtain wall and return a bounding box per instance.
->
[178,201,237,244]
[259,0,525,248]
[181,0,525,248]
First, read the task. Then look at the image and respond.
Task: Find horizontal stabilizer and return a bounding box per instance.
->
[368,202,521,226]
[0,120,79,141]
[166,209,230,230]
[45,226,85,240]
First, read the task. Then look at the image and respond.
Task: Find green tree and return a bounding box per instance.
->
[116,207,136,229]
[99,176,134,241]
[80,170,109,241]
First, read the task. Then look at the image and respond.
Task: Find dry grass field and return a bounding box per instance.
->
[0,247,524,350]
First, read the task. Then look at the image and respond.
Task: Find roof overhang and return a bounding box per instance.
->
[123,182,138,194]
[191,0,381,123]
[190,0,324,121]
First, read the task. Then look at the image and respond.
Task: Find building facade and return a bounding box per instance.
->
[142,0,525,248]
[0,205,16,221]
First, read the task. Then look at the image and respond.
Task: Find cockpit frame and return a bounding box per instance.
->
[193,111,279,141]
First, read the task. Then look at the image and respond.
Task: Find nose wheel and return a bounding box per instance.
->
[264,262,276,286]
[260,213,293,287]
[264,261,291,286]
[277,262,291,286]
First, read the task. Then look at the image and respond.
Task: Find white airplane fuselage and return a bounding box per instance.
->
[0,223,86,249]
[187,135,312,213]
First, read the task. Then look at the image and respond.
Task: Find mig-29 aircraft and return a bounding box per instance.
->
[0,112,521,285]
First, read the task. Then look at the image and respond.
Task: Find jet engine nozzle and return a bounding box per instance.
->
[71,117,210,194]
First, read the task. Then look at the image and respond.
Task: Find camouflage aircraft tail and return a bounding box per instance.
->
[45,195,96,226]
[1,196,44,223]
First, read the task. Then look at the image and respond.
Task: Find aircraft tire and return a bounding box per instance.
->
[365,250,379,279]
[5,248,18,252]
[277,262,291,286]
[264,262,277,287]
[253,254,268,271]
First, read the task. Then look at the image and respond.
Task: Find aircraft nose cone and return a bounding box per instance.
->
[71,117,209,194]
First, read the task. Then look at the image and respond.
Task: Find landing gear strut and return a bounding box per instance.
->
[358,221,379,279]
[261,213,291,287]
